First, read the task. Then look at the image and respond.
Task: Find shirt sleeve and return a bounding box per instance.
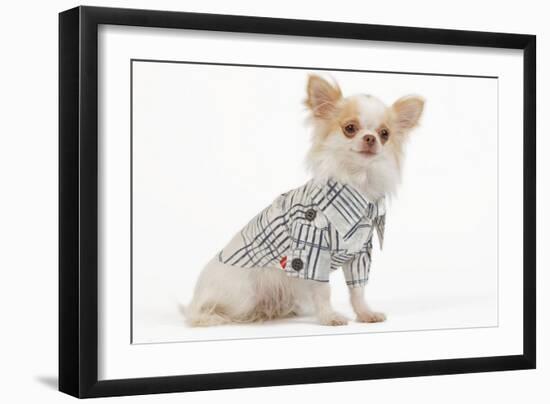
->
[342,244,372,288]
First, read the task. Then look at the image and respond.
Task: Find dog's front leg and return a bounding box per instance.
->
[310,282,348,326]
[349,286,386,323]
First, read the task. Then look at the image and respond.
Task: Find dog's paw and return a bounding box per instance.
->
[356,311,387,323]
[319,312,349,326]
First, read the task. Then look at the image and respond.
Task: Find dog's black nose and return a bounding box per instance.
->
[363,134,376,145]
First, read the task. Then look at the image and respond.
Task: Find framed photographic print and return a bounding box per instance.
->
[59,5,536,398]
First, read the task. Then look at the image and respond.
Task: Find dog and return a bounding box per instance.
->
[185,74,424,326]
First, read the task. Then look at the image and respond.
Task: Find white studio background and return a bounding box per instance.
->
[132,61,498,344]
[1,1,549,404]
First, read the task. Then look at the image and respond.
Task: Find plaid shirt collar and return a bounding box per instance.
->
[310,178,386,245]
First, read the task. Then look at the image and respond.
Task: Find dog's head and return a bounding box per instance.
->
[304,74,425,197]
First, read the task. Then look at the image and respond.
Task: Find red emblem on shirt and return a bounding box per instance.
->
[280,256,287,269]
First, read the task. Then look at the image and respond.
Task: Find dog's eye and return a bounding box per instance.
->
[379,128,390,140]
[343,123,357,137]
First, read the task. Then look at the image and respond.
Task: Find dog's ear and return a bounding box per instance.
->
[391,95,425,133]
[305,75,342,119]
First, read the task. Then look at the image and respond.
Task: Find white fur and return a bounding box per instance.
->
[305,127,402,201]
[306,95,402,200]
[184,77,423,327]
[185,255,352,326]
[185,256,313,326]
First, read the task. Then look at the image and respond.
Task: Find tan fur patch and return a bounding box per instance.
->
[390,96,425,133]
[337,98,362,138]
[305,75,342,119]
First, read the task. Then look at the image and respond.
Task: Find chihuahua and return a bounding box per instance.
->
[185,74,424,326]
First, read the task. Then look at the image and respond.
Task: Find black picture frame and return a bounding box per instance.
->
[59,5,536,398]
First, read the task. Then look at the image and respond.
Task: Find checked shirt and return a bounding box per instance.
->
[218,179,386,288]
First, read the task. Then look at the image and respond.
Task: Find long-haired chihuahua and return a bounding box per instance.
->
[185,74,424,326]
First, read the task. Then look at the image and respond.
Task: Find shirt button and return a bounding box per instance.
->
[305,208,316,221]
[291,258,304,271]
